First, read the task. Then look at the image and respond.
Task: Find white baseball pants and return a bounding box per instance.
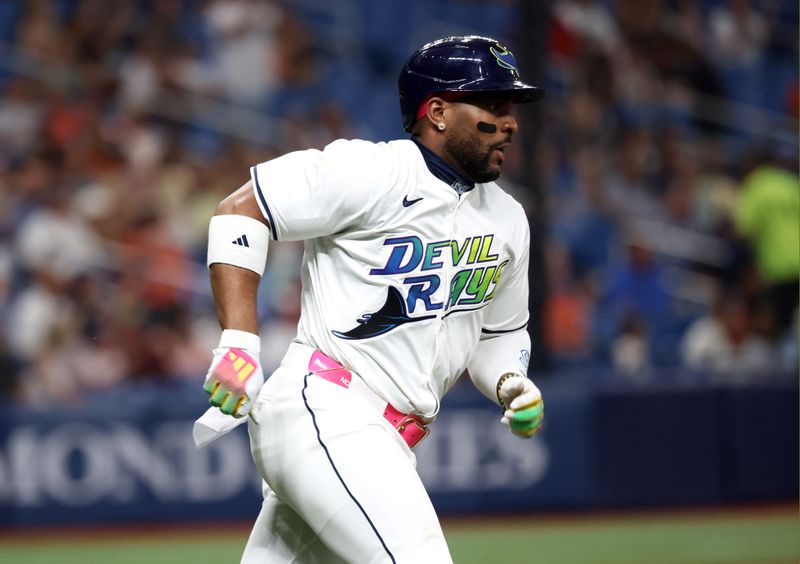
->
[241,343,453,564]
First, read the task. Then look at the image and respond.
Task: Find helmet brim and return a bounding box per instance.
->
[450,81,546,103]
[508,83,546,103]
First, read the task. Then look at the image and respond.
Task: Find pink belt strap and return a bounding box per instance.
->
[308,350,430,449]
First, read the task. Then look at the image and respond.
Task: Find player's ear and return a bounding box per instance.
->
[424,97,446,130]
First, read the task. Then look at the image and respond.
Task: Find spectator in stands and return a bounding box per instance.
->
[550,145,619,277]
[6,266,77,364]
[552,0,620,55]
[734,153,799,338]
[598,241,674,329]
[15,183,108,283]
[681,287,772,381]
[709,0,769,107]
[605,127,665,222]
[611,313,651,379]
[593,239,678,365]
[18,316,128,407]
[0,78,45,158]
[203,0,282,105]
[709,0,768,68]
[543,245,592,361]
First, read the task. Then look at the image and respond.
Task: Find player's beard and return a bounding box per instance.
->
[444,130,504,183]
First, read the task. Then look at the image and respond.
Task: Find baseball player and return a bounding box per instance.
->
[199,36,545,563]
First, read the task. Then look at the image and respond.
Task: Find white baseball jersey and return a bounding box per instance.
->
[250,138,531,418]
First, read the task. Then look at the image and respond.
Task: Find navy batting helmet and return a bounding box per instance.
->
[398,35,544,132]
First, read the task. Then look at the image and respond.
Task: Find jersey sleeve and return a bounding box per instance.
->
[466,211,532,404]
[249,139,390,241]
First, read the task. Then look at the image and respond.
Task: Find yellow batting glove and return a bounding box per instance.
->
[498,375,543,438]
[203,330,264,418]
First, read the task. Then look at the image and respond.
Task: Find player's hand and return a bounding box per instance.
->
[498,375,543,438]
[203,331,264,418]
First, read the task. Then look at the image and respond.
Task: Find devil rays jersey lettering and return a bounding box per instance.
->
[333,234,509,339]
[250,139,530,417]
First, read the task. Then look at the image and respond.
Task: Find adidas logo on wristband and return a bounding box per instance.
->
[232,234,250,247]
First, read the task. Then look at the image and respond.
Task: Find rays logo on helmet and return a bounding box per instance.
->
[490,45,519,78]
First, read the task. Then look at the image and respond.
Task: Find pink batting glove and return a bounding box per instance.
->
[203,330,264,418]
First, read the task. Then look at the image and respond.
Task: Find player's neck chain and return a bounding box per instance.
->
[411,137,475,194]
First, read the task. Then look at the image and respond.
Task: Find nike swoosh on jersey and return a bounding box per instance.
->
[332,286,435,340]
[402,195,424,207]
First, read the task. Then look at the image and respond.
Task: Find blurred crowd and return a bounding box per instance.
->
[540,0,798,379]
[0,0,796,407]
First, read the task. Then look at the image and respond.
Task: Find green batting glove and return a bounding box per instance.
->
[498,375,544,438]
[503,401,544,438]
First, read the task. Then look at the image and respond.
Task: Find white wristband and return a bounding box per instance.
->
[219,329,261,353]
[207,215,270,275]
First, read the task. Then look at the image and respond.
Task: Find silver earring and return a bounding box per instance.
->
[437,122,446,131]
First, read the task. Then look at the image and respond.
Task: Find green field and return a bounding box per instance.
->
[1,506,797,564]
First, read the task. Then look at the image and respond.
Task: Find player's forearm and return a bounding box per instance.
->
[203,262,265,420]
[210,264,261,334]
[467,329,531,405]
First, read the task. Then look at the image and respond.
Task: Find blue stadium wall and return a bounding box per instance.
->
[0,377,796,526]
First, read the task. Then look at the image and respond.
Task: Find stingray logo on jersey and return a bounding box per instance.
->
[332,234,508,340]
